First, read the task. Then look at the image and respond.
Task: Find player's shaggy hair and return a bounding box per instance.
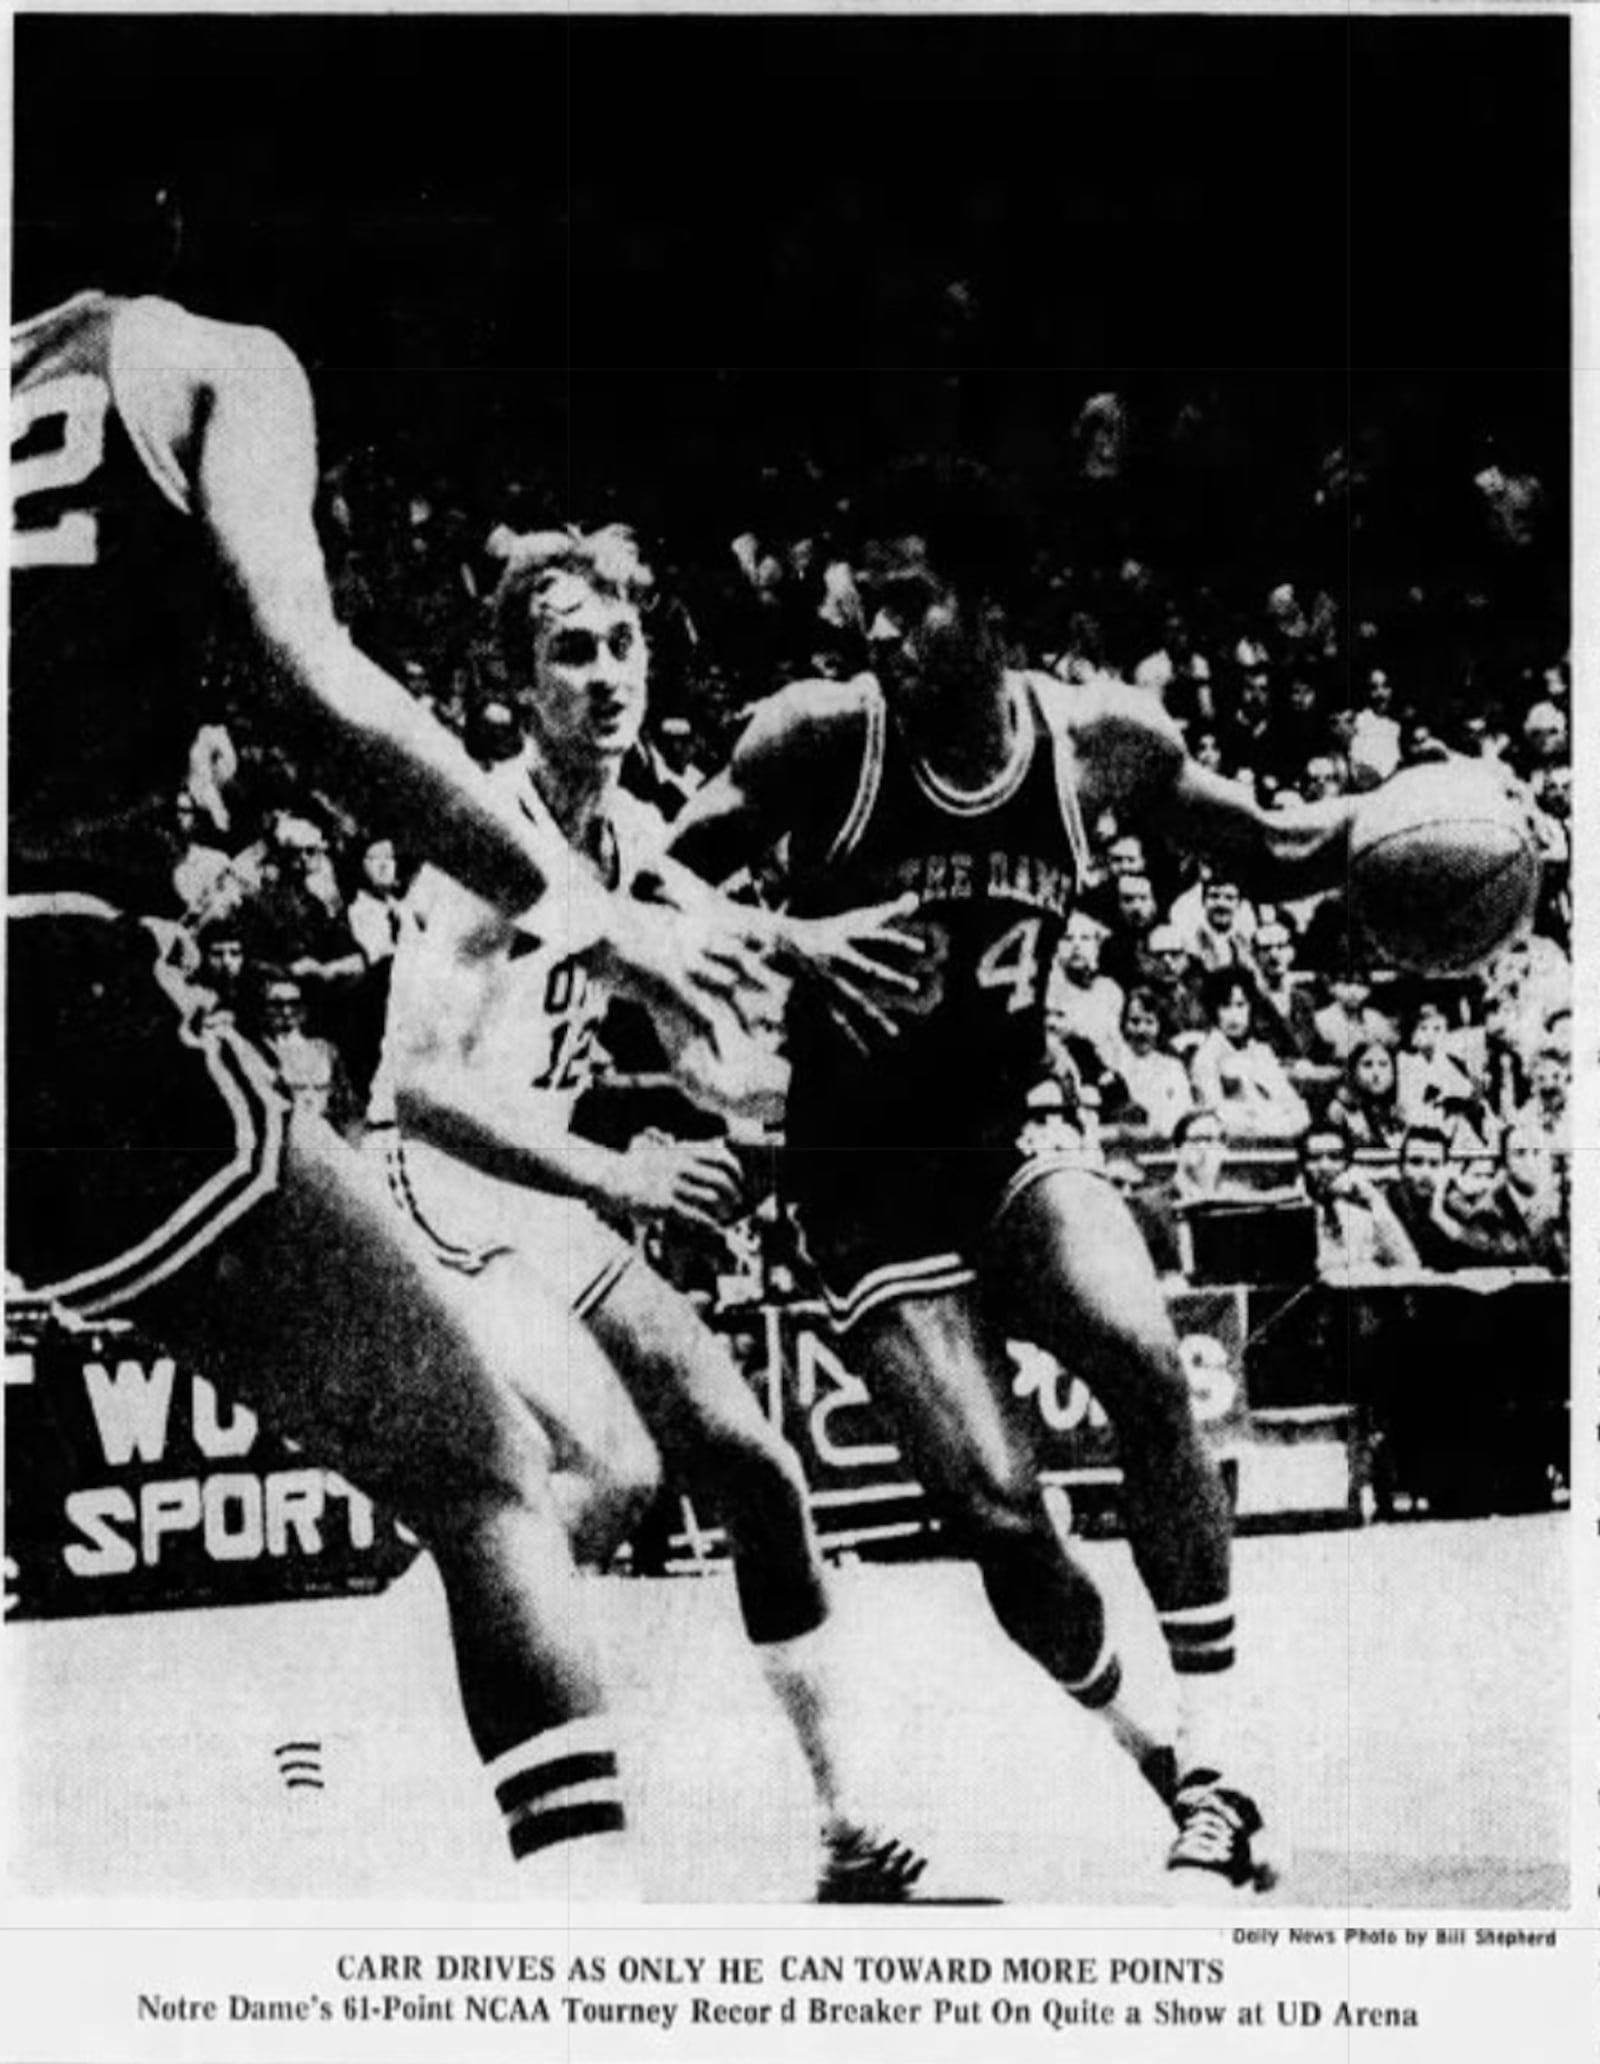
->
[490,524,654,674]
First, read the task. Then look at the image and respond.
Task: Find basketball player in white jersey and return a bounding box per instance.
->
[10,200,778,1894]
[372,525,936,1901]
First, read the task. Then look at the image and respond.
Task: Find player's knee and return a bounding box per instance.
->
[407,1462,562,1559]
[966,1490,1059,1583]
[392,1387,562,1540]
[939,1447,1039,1545]
[565,1435,662,1564]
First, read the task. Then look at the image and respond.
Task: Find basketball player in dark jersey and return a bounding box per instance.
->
[671,458,1366,1893]
[8,276,777,1894]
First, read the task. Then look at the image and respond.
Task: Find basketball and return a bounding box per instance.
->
[1347,761,1543,976]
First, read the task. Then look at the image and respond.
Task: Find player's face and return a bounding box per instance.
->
[526,585,648,767]
[858,536,993,709]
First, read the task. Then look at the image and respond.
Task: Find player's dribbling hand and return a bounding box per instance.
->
[780,895,931,1051]
[614,1136,746,1232]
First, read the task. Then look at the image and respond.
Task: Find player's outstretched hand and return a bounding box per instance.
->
[598,891,783,1042]
[615,1135,746,1233]
[780,895,930,1051]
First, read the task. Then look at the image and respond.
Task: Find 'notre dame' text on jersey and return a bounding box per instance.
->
[10,292,222,907]
[784,672,1094,1157]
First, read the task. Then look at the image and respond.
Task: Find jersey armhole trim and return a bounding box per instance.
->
[825,679,887,865]
[1032,675,1094,888]
[107,300,194,518]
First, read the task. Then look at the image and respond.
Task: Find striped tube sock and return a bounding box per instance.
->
[1159,1601,1238,1783]
[487,1716,638,1899]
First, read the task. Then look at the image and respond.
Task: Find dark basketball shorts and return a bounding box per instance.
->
[6,895,289,1321]
[784,1138,1100,1334]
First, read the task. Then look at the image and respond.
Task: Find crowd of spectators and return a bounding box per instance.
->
[158,382,1573,1291]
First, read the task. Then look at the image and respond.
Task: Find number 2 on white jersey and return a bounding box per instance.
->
[976,915,1043,1013]
[10,374,110,568]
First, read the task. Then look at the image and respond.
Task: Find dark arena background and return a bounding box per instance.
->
[6,13,1573,1905]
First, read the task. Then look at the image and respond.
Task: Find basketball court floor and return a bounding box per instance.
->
[5,1515,1567,1909]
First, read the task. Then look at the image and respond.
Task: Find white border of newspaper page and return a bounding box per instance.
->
[2,2,1596,2060]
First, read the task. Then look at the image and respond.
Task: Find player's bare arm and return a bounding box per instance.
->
[383,885,744,1232]
[394,1058,744,1233]
[1063,676,1358,899]
[155,304,764,1036]
[667,677,930,1037]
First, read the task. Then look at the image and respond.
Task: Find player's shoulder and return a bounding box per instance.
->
[1040,671,1186,793]
[114,297,307,396]
[402,861,497,945]
[737,672,877,756]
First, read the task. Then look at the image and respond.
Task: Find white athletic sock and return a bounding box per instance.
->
[1173,1670,1248,1791]
[486,1714,641,1900]
[758,1621,863,1835]
[1160,1601,1242,1785]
